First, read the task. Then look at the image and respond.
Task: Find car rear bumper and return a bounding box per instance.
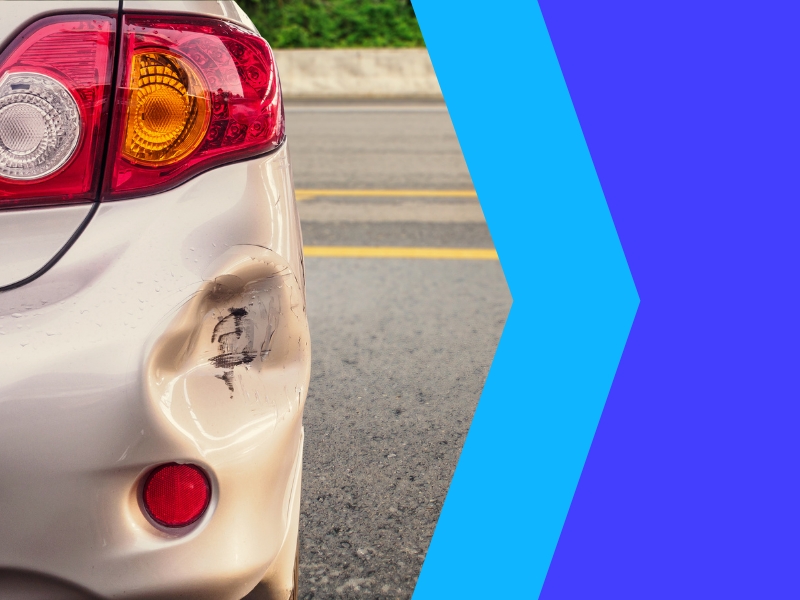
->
[0,145,309,599]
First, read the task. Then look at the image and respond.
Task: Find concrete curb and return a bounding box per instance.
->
[274,48,442,100]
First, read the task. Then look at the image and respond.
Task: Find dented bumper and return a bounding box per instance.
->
[0,145,309,599]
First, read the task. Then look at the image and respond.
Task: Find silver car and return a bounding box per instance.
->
[0,1,309,598]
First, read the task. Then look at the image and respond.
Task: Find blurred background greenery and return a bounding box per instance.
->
[237,0,425,48]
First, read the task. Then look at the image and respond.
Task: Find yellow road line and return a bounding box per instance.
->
[303,246,498,260]
[296,189,477,201]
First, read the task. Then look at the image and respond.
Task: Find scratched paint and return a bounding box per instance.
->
[146,247,310,453]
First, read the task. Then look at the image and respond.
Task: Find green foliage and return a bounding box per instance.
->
[237,0,425,48]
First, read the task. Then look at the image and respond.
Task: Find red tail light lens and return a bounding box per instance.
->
[142,463,211,528]
[0,14,282,209]
[104,16,284,199]
[0,15,115,210]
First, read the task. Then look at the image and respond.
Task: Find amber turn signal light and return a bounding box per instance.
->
[122,51,209,166]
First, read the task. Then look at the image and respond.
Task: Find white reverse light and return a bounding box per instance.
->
[0,72,80,180]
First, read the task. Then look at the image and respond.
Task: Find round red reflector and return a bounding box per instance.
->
[142,463,211,528]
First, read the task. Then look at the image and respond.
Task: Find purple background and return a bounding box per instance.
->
[538,2,800,597]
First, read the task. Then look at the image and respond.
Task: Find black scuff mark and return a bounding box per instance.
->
[210,306,257,398]
[210,350,257,370]
[214,371,237,395]
[212,306,249,343]
[260,328,276,360]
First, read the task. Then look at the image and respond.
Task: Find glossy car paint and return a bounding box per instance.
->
[0,204,93,287]
[0,2,308,599]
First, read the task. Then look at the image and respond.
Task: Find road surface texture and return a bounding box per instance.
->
[250,102,511,599]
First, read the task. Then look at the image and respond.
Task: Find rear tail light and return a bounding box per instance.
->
[0,73,80,180]
[142,463,211,528]
[0,13,283,210]
[104,16,284,199]
[0,15,115,210]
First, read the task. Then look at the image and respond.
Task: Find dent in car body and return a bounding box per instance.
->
[148,247,309,451]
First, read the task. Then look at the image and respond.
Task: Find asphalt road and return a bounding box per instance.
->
[280,102,510,599]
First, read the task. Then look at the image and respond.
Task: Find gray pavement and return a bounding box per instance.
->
[285,102,509,599]
[299,222,495,250]
[285,102,473,190]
